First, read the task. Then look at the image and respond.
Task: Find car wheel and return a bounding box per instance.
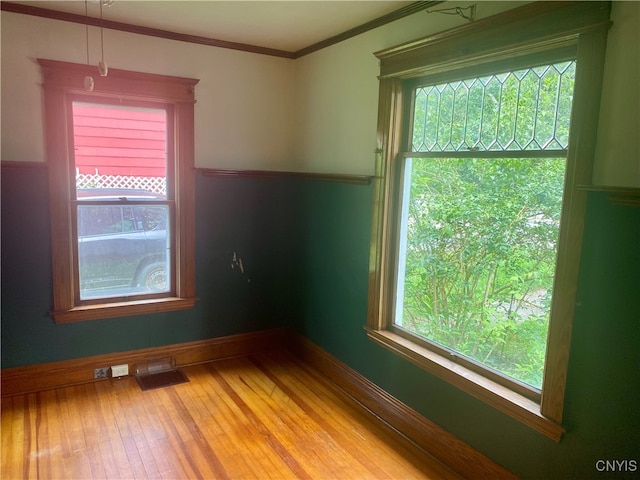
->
[138,263,166,292]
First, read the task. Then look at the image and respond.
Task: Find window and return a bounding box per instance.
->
[396,61,575,395]
[40,60,198,322]
[74,103,171,301]
[367,2,610,441]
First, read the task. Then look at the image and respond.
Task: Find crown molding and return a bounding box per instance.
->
[1,1,443,59]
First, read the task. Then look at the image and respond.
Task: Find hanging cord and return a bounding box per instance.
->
[426,5,476,22]
[98,0,108,76]
[83,0,95,91]
[85,0,90,65]
[99,0,104,63]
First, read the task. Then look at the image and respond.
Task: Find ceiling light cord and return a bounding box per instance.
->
[83,0,112,90]
[85,0,90,65]
[83,0,94,91]
[98,0,108,77]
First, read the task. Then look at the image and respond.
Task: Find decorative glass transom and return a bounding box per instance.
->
[411,61,576,152]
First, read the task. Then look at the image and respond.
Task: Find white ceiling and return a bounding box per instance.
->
[10,1,416,53]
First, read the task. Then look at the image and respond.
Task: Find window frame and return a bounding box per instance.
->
[366,2,611,441]
[40,59,198,323]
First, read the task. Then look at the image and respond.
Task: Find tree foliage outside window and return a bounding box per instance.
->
[398,157,565,388]
[395,61,575,389]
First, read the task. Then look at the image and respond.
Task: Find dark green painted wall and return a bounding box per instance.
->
[1,166,291,367]
[2,164,638,479]
[288,180,640,480]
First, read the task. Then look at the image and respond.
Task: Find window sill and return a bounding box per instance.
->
[51,297,198,323]
[365,327,565,442]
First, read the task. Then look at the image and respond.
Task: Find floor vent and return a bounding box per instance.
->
[135,356,189,391]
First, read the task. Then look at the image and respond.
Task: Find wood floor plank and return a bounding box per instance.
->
[92,381,142,479]
[173,367,281,479]
[95,380,149,478]
[255,352,461,480]
[2,352,462,480]
[162,386,231,479]
[212,359,357,479]
[146,386,202,467]
[39,390,68,480]
[191,364,298,479]
[23,393,40,479]
[33,391,53,480]
[129,386,189,480]
[209,365,315,478]
[1,397,23,480]
[121,386,178,480]
[246,355,401,478]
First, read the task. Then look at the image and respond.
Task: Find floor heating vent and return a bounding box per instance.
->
[135,356,189,391]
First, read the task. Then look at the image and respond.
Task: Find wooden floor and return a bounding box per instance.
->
[1,351,461,479]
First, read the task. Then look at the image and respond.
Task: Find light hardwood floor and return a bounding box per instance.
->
[1,351,461,479]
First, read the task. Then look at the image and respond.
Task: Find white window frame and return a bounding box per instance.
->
[366,2,611,441]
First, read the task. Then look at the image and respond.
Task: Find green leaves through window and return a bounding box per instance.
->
[395,61,576,391]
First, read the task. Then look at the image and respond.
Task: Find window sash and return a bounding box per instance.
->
[68,97,177,305]
[73,201,175,304]
[393,324,543,401]
[392,153,568,397]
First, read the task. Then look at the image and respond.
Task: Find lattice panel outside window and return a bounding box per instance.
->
[76,170,167,195]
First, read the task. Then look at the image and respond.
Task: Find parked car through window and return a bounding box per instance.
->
[76,188,170,300]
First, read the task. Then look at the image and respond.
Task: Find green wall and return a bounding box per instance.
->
[2,164,638,479]
[288,180,640,480]
[0,165,290,367]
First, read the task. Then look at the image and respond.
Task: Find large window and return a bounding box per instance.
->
[40,60,198,322]
[367,2,610,440]
[396,61,574,394]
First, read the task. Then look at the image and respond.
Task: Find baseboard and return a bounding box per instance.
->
[1,328,287,397]
[287,332,518,480]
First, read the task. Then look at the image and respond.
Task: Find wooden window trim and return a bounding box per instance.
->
[40,59,199,323]
[365,327,565,441]
[367,1,611,441]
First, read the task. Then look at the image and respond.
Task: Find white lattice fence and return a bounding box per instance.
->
[76,171,166,195]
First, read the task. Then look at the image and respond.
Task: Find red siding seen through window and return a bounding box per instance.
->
[72,104,166,178]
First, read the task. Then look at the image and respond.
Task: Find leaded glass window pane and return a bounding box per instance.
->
[411,61,576,152]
